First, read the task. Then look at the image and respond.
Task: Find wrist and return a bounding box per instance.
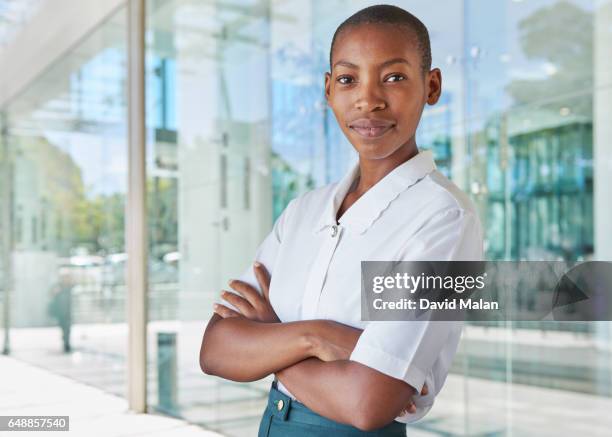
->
[299,320,325,359]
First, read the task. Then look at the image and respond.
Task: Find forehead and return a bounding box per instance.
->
[333,23,419,66]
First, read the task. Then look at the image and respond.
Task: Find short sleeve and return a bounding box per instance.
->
[349,207,483,422]
[216,199,296,312]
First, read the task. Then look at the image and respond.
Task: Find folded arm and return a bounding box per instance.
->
[200,313,315,382]
[202,310,421,431]
[201,263,425,431]
[200,261,365,380]
[276,358,418,431]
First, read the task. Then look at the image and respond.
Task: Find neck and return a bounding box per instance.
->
[354,142,419,194]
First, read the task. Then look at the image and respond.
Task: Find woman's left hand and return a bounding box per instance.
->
[214,262,280,323]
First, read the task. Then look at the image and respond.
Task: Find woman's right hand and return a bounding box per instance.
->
[214,262,280,323]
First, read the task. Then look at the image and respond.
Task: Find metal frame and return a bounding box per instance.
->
[594,0,612,262]
[1,111,12,355]
[127,0,147,413]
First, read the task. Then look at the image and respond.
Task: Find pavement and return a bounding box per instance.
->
[3,322,612,436]
[0,354,223,437]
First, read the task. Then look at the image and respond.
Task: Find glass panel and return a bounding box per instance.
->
[1,6,128,396]
[145,2,273,435]
[143,1,612,436]
[460,1,611,435]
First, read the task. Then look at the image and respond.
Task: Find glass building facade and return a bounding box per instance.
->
[1,0,612,436]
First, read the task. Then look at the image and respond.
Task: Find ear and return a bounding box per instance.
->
[324,72,332,104]
[426,68,442,105]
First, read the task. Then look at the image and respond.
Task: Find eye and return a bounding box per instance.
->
[385,74,406,83]
[336,75,354,85]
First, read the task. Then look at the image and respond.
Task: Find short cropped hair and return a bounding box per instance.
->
[329,4,432,75]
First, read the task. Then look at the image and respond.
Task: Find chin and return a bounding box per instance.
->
[353,143,400,161]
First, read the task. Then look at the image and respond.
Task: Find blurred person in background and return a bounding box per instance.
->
[48,269,73,353]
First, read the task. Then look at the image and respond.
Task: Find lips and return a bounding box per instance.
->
[349,118,395,139]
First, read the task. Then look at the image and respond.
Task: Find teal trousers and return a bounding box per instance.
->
[258,381,407,437]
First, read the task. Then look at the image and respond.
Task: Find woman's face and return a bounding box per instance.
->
[325,23,441,161]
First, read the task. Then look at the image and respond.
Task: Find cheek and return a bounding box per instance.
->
[329,98,352,125]
[330,92,352,110]
[394,95,425,127]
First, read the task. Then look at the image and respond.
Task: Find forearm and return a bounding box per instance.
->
[200,314,317,382]
[276,357,415,430]
[273,325,365,427]
[276,358,362,425]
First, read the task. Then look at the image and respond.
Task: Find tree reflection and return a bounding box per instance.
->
[506,1,593,118]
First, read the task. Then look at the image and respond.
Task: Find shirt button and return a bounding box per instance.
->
[330,225,338,238]
[276,399,284,411]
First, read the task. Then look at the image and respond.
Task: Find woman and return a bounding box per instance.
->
[200,5,483,436]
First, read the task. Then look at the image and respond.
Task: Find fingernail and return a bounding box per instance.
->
[254,261,261,267]
[213,304,219,310]
[228,280,233,286]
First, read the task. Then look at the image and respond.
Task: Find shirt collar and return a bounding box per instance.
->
[313,149,437,235]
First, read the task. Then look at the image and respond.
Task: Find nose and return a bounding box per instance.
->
[354,80,386,112]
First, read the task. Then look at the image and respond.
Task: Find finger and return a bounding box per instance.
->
[221,290,255,317]
[420,383,429,396]
[213,303,241,318]
[229,280,264,309]
[253,262,271,301]
[401,401,417,415]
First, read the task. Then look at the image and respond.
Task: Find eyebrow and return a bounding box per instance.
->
[332,57,412,70]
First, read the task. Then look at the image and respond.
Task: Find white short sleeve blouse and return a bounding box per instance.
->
[220,149,484,423]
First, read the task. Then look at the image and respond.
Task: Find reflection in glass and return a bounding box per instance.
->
[1,6,128,396]
[2,0,609,436]
[141,1,612,436]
